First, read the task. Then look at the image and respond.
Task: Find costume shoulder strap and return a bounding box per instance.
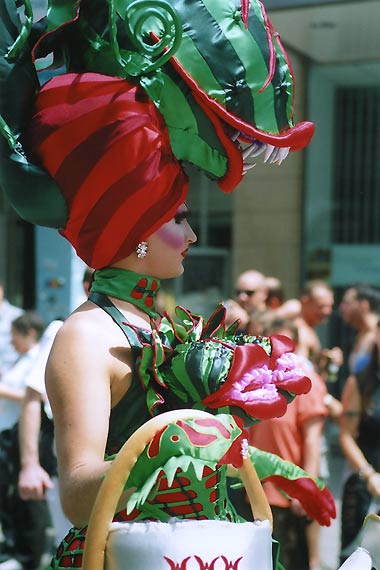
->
[88,291,143,356]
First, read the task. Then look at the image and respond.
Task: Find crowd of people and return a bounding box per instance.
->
[0,271,93,570]
[224,270,380,570]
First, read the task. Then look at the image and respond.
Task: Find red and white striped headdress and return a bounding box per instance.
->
[26,73,188,269]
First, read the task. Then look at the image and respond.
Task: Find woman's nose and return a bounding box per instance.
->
[186,223,197,244]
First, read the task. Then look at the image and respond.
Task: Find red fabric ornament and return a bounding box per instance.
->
[26,73,188,268]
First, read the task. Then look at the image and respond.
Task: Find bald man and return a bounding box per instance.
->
[224,269,268,331]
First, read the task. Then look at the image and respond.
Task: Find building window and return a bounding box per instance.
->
[333,86,380,244]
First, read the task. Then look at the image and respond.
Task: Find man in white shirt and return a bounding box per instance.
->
[0,312,44,432]
[0,312,46,570]
[18,320,71,557]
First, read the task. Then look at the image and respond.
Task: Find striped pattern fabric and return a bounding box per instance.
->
[26,73,188,268]
[166,0,314,150]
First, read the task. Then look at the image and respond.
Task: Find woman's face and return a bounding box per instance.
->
[144,204,197,279]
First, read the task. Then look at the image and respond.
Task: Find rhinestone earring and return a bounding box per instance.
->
[136,241,148,258]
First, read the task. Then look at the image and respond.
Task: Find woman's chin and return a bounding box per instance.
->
[150,263,185,280]
[167,265,185,279]
[170,264,186,279]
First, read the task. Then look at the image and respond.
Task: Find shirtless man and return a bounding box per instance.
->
[295,281,335,362]
[294,280,343,415]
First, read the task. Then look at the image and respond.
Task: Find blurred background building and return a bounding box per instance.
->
[0,0,379,337]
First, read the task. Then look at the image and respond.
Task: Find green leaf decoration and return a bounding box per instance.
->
[201,304,227,339]
[133,302,288,417]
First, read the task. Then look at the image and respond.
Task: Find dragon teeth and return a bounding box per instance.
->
[276,147,290,165]
[250,144,266,158]
[269,147,281,163]
[263,144,276,163]
[242,143,259,160]
[240,141,290,174]
[243,163,256,173]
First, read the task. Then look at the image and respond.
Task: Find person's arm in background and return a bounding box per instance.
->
[18,386,54,500]
[302,416,325,477]
[302,414,326,570]
[0,383,25,401]
[223,299,249,330]
[290,415,325,517]
[339,375,380,497]
[17,320,63,500]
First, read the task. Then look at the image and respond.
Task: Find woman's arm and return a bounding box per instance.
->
[339,375,367,470]
[339,375,380,497]
[46,309,133,527]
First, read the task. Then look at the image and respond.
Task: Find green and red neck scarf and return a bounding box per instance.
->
[91,267,161,319]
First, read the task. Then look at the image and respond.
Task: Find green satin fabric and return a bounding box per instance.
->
[91,267,161,319]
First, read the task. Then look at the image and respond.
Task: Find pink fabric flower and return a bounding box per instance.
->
[202,335,311,420]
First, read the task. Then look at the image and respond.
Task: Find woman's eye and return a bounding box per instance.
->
[174,212,188,224]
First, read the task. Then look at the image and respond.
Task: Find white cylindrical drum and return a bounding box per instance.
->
[106,518,273,570]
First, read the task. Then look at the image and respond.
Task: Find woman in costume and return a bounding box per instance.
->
[0,1,338,568]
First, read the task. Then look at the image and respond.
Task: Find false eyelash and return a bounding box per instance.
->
[174,211,189,223]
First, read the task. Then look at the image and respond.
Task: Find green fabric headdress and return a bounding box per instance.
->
[31,0,315,187]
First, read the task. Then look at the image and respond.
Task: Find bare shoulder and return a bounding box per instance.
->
[276,299,301,320]
[294,317,319,356]
[46,300,134,406]
[51,301,130,357]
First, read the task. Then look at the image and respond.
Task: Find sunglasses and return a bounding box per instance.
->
[235,289,256,297]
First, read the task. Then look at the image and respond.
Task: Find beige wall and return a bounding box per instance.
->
[232,49,309,300]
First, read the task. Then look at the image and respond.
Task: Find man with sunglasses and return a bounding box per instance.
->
[224,269,268,332]
[235,270,268,314]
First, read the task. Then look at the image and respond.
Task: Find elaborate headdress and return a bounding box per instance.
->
[0,0,314,266]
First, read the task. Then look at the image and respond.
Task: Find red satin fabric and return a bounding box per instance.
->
[26,73,188,268]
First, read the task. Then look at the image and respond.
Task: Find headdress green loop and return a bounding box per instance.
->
[111,0,182,75]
